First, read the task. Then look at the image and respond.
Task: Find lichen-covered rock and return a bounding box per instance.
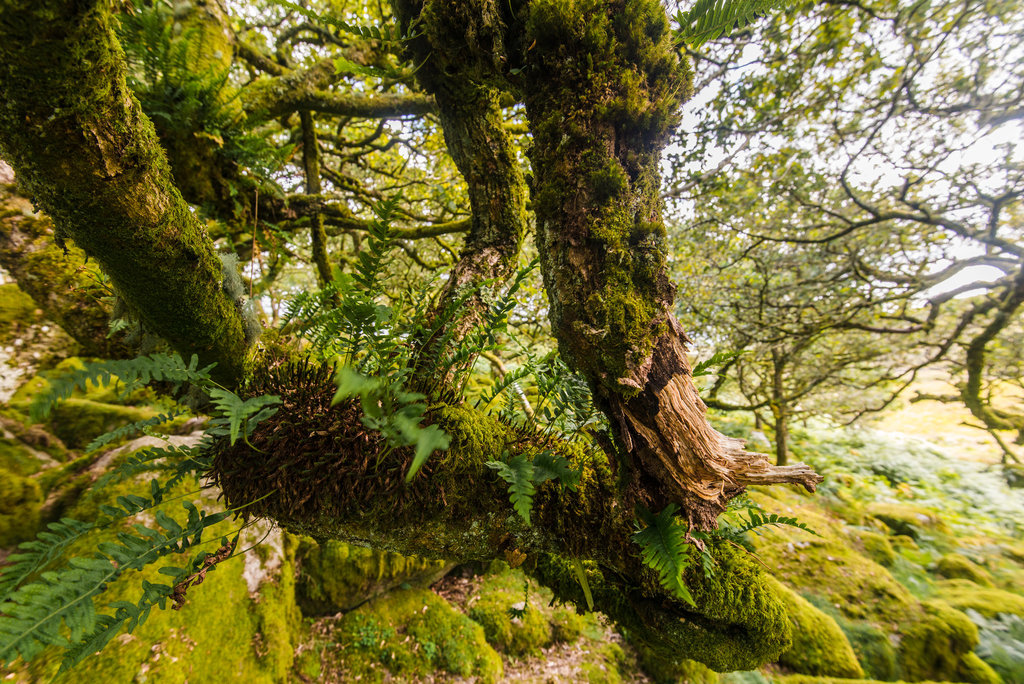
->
[935,553,995,586]
[333,588,502,683]
[293,536,450,615]
[769,577,864,679]
[935,579,1024,619]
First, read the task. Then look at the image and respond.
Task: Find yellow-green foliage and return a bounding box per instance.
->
[898,599,983,682]
[293,536,449,615]
[0,466,42,546]
[578,640,631,684]
[551,605,587,643]
[865,502,947,539]
[769,577,863,678]
[935,553,995,586]
[335,588,502,683]
[935,579,1024,618]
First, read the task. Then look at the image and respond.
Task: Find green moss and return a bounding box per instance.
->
[865,503,947,539]
[775,677,959,683]
[0,466,42,546]
[632,640,719,684]
[856,529,897,566]
[551,605,587,643]
[579,641,629,683]
[769,578,863,678]
[899,599,979,682]
[335,588,502,683]
[836,620,900,681]
[468,588,553,656]
[0,436,49,476]
[48,398,157,449]
[0,282,38,340]
[294,536,449,615]
[935,553,995,586]
[935,579,1024,619]
[958,651,1002,684]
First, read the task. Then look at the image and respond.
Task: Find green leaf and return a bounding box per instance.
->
[571,558,595,611]
[406,424,451,483]
[632,504,696,607]
[486,455,536,525]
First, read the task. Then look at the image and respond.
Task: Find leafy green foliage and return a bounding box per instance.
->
[673,0,791,47]
[632,504,696,607]
[30,353,214,421]
[270,0,416,43]
[730,510,820,538]
[486,450,581,526]
[0,499,231,670]
[692,350,743,378]
[208,389,281,447]
[487,455,537,525]
[84,410,187,454]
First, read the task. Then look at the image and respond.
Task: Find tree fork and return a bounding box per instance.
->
[0,0,252,383]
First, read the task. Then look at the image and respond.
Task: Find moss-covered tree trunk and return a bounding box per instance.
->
[517,0,819,526]
[0,0,252,383]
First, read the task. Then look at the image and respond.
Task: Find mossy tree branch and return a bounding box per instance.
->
[212,387,793,672]
[0,0,252,383]
[515,0,821,526]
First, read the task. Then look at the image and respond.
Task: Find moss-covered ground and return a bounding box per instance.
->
[1,354,1023,683]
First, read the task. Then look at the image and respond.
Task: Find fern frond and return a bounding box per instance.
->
[486,455,536,525]
[632,504,696,607]
[691,349,743,378]
[31,354,213,421]
[269,0,415,43]
[732,511,820,537]
[84,410,187,454]
[674,0,790,48]
[0,519,96,604]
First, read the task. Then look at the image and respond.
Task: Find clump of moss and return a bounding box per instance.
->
[865,502,947,539]
[48,398,157,449]
[898,599,983,682]
[935,553,995,586]
[856,529,897,566]
[0,466,42,546]
[769,578,863,678]
[293,536,450,615]
[631,639,719,684]
[837,619,900,681]
[335,588,502,683]
[0,282,39,341]
[467,587,553,656]
[578,640,631,683]
[958,651,1002,684]
[935,579,1024,618]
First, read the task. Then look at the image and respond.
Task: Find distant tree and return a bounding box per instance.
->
[667,0,1024,462]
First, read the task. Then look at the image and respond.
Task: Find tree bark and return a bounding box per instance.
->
[518,0,820,526]
[0,0,253,383]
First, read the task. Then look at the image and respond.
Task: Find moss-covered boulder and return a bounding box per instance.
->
[0,282,38,340]
[865,503,947,539]
[837,619,900,681]
[770,578,864,678]
[48,399,157,449]
[631,640,719,684]
[467,584,553,656]
[934,579,1024,619]
[935,553,995,586]
[333,588,502,683]
[293,537,450,615]
[0,466,42,546]
[856,529,897,566]
[898,599,994,683]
